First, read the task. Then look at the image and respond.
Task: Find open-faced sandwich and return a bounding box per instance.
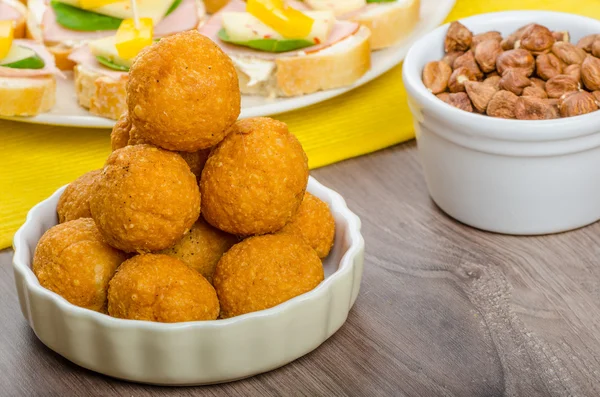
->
[1,0,27,38]
[199,0,371,97]
[26,0,204,70]
[0,20,61,116]
[290,0,420,50]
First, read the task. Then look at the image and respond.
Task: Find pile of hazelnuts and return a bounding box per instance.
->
[422,21,600,120]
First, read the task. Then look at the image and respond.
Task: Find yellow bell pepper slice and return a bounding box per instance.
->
[0,21,14,60]
[79,0,123,9]
[115,18,153,60]
[246,0,314,39]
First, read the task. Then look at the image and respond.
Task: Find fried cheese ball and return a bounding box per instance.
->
[179,149,210,182]
[127,30,240,152]
[213,234,324,318]
[56,169,101,223]
[108,254,219,322]
[90,145,200,253]
[159,217,237,283]
[111,112,132,151]
[201,118,309,235]
[33,218,126,312]
[278,192,335,258]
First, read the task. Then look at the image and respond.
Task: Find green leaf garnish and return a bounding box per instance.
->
[2,54,45,69]
[218,28,314,53]
[166,0,183,16]
[96,56,129,71]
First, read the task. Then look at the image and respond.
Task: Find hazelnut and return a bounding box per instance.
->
[593,91,600,105]
[522,85,548,99]
[501,24,535,50]
[474,40,503,73]
[514,96,558,120]
[551,42,587,65]
[545,75,579,98]
[483,75,501,90]
[486,71,500,78]
[530,77,546,90]
[448,66,477,93]
[436,92,450,102]
[445,21,473,53]
[471,31,502,49]
[552,31,570,43]
[486,90,519,119]
[535,53,564,80]
[581,55,600,91]
[422,61,453,94]
[559,91,598,117]
[454,51,483,79]
[496,49,535,76]
[564,64,581,83]
[576,34,598,52]
[464,81,498,113]
[520,24,555,55]
[442,51,465,68]
[499,69,531,95]
[592,38,600,58]
[439,92,474,112]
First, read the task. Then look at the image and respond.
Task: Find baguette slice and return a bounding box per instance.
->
[235,25,371,97]
[349,0,420,50]
[73,64,127,120]
[0,76,56,116]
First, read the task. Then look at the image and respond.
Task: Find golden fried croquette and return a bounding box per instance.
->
[127,30,240,152]
[108,254,219,322]
[33,218,126,312]
[201,118,309,235]
[213,234,323,318]
[111,112,131,151]
[179,149,210,182]
[159,217,237,283]
[277,192,335,258]
[56,169,102,223]
[90,145,200,253]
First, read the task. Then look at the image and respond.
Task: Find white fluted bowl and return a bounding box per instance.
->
[12,176,364,385]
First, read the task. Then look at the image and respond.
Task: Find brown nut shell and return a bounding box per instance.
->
[501,24,535,50]
[519,24,555,54]
[592,38,600,58]
[545,75,579,98]
[474,39,503,73]
[438,92,473,112]
[551,41,587,65]
[448,66,477,93]
[471,31,502,50]
[535,53,565,80]
[454,50,483,78]
[559,91,598,117]
[464,81,497,113]
[514,96,558,120]
[483,75,501,91]
[522,85,548,99]
[486,90,519,119]
[563,64,581,84]
[422,61,453,94]
[552,31,570,43]
[442,51,464,68]
[593,91,600,104]
[499,69,531,95]
[530,77,546,90]
[581,54,600,91]
[577,34,598,52]
[496,49,535,76]
[445,21,473,53]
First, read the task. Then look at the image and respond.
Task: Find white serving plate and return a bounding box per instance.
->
[1,0,455,128]
[403,11,600,235]
[13,177,365,385]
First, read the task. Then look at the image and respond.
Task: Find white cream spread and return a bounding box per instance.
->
[231,56,275,87]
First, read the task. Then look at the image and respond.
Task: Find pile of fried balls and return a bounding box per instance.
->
[32,31,335,322]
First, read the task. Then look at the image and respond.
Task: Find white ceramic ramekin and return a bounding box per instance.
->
[403,11,600,235]
[12,177,364,385]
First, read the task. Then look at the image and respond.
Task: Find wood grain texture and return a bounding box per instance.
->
[2,142,600,396]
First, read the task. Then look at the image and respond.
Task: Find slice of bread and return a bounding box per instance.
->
[235,25,371,97]
[73,64,127,120]
[0,75,56,116]
[349,0,420,50]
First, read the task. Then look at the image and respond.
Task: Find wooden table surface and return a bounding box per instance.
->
[2,142,600,396]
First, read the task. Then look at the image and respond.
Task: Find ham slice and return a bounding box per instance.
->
[0,40,62,77]
[42,0,200,43]
[198,0,360,60]
[0,2,23,22]
[67,44,127,80]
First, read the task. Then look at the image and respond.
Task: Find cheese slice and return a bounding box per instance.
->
[55,0,173,24]
[89,35,134,67]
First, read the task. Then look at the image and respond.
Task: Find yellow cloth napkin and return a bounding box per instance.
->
[2,0,600,249]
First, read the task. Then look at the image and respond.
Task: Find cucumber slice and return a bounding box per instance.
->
[51,0,182,32]
[0,46,46,69]
[218,28,314,53]
[96,56,130,71]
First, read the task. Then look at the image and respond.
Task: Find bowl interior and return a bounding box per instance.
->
[13,176,362,325]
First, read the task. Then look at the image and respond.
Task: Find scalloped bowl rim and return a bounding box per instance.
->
[13,176,364,330]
